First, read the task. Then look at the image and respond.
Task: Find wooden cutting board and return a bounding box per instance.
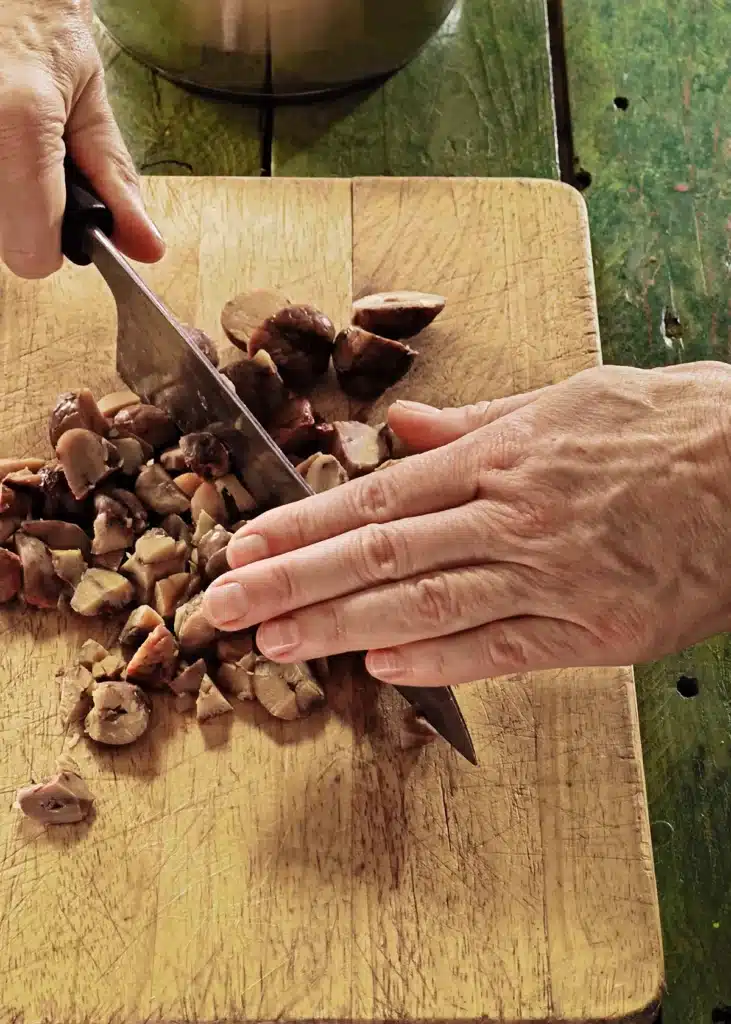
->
[0,177,663,1024]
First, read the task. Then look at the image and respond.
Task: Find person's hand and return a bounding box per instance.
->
[0,0,164,278]
[203,362,731,687]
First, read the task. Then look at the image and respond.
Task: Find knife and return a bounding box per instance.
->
[61,161,477,766]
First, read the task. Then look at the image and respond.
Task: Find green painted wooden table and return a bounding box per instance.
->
[96,2,730,1018]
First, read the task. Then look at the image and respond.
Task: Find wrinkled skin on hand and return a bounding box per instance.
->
[203,362,731,687]
[0,0,164,278]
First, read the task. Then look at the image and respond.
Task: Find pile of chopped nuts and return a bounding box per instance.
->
[3,290,446,824]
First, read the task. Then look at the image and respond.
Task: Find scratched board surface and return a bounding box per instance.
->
[0,177,662,1024]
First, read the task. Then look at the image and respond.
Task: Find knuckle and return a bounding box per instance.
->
[410,575,458,629]
[480,623,532,673]
[265,561,296,608]
[354,524,403,583]
[353,473,393,524]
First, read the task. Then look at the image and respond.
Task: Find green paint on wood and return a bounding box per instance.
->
[564,0,731,1019]
[272,0,558,178]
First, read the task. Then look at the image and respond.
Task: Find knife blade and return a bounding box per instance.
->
[61,162,477,765]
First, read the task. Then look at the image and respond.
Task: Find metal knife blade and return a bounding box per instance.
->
[62,169,477,765]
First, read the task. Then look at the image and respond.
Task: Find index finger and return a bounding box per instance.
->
[228,441,479,567]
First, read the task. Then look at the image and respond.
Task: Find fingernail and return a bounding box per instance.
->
[258,618,300,657]
[228,533,269,567]
[367,648,405,680]
[394,400,440,416]
[204,582,248,625]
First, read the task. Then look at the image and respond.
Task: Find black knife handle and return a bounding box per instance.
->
[61,157,114,266]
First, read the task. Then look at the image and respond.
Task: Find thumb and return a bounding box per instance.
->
[387,388,547,452]
[65,70,165,264]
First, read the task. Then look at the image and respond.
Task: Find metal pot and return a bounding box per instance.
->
[93,0,457,98]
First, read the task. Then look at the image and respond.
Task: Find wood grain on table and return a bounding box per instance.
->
[0,177,662,1024]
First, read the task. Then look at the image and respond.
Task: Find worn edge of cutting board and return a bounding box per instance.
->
[0,176,663,1024]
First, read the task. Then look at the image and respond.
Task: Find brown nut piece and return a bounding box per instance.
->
[23,519,92,559]
[399,707,439,751]
[135,528,178,565]
[160,446,188,473]
[192,509,217,545]
[197,525,232,578]
[154,572,194,618]
[214,475,256,516]
[169,657,207,695]
[113,404,177,449]
[97,389,141,418]
[92,550,125,571]
[59,665,94,726]
[126,622,179,688]
[296,452,348,493]
[84,682,151,746]
[160,514,192,548]
[91,653,126,681]
[174,592,218,654]
[190,481,228,526]
[376,422,411,460]
[172,472,204,499]
[103,487,148,534]
[196,675,233,722]
[119,605,165,658]
[91,501,135,556]
[251,658,311,720]
[216,631,254,663]
[49,390,108,447]
[0,548,22,603]
[51,548,87,589]
[114,436,146,476]
[217,661,255,701]
[352,290,446,339]
[0,516,20,545]
[331,421,388,477]
[14,532,63,609]
[0,457,46,481]
[55,429,121,500]
[79,638,109,669]
[182,324,219,366]
[15,770,95,825]
[70,568,134,616]
[247,304,336,392]
[135,465,190,515]
[270,397,334,457]
[221,288,292,350]
[179,432,230,479]
[333,326,417,400]
[221,351,287,425]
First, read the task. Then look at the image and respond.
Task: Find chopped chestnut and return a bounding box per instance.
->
[55,429,121,500]
[91,495,134,556]
[182,324,219,367]
[14,532,63,609]
[376,422,411,460]
[135,528,178,565]
[126,623,179,688]
[180,432,230,480]
[214,475,256,517]
[23,519,92,559]
[97,389,141,418]
[51,548,87,588]
[174,592,218,654]
[84,682,151,746]
[248,304,336,392]
[119,605,165,658]
[114,437,146,476]
[252,658,324,720]
[217,661,255,701]
[331,421,388,477]
[104,487,148,534]
[135,465,190,516]
[15,770,95,825]
[169,657,207,695]
[197,525,232,578]
[70,568,134,616]
[333,326,417,400]
[59,665,94,726]
[399,707,439,751]
[216,632,254,663]
[296,452,347,493]
[91,653,126,681]
[113,404,178,449]
[0,548,22,604]
[221,351,287,425]
[79,638,110,669]
[221,288,292,350]
[0,457,46,480]
[160,514,192,548]
[351,290,445,340]
[160,447,188,473]
[270,397,333,457]
[92,550,125,571]
[153,571,194,618]
[190,481,228,526]
[0,516,20,545]
[172,472,204,499]
[49,389,109,447]
[196,675,233,722]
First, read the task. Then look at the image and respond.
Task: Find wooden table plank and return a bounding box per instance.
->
[271,0,558,178]
[93,19,264,177]
[562,0,731,1020]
